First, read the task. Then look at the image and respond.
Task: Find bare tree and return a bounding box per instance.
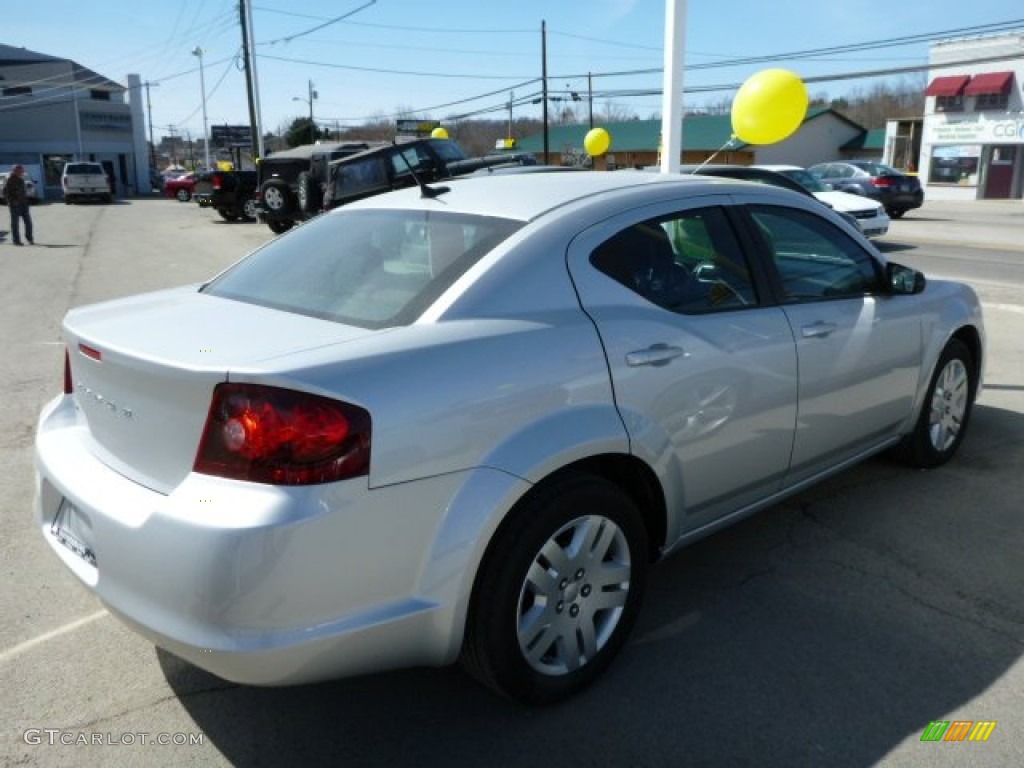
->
[595,101,637,123]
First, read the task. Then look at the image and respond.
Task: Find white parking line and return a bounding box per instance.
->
[986,303,1024,315]
[0,610,107,663]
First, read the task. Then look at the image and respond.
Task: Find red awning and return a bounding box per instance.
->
[964,71,1014,96]
[925,75,970,97]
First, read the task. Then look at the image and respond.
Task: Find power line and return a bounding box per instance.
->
[256,52,534,80]
[258,1,377,45]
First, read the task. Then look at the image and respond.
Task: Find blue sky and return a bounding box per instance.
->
[5,0,1022,141]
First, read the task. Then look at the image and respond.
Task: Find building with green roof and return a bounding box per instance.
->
[511,107,878,169]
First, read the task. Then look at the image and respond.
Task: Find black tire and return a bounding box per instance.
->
[887,208,906,219]
[297,171,322,214]
[242,197,259,221]
[218,209,239,222]
[267,219,293,235]
[460,473,648,704]
[176,188,191,203]
[260,179,293,215]
[895,338,976,468]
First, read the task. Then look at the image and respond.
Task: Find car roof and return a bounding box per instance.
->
[341,169,792,222]
[326,137,457,168]
[262,142,381,162]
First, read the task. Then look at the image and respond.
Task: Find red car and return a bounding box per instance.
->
[163,173,197,202]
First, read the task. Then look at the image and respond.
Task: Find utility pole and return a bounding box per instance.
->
[168,125,178,166]
[508,90,514,142]
[239,0,260,165]
[588,72,594,129]
[242,0,265,160]
[144,81,160,172]
[541,20,549,165]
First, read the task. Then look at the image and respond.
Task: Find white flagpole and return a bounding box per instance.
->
[659,0,687,174]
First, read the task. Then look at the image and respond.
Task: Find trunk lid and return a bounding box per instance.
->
[64,286,375,493]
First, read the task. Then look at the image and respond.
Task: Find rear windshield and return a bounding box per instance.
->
[65,163,103,174]
[202,209,522,329]
[854,162,899,176]
[779,168,827,193]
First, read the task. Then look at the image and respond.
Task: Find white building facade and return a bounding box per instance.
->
[0,44,150,199]
[919,32,1024,201]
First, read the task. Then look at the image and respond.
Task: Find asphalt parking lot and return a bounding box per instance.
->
[2,194,1023,767]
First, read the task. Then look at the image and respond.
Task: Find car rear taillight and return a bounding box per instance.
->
[194,383,370,485]
[212,173,223,190]
[871,177,894,188]
[63,349,73,395]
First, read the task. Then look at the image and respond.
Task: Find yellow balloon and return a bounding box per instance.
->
[431,127,449,139]
[730,69,808,145]
[584,127,611,157]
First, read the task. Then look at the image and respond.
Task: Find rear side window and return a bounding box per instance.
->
[591,206,758,313]
[202,209,522,328]
[334,158,388,197]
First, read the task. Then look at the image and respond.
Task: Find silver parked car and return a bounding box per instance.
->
[36,171,984,704]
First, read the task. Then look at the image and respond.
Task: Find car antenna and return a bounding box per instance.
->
[395,148,450,199]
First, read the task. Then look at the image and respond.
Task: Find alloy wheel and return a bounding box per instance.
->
[516,514,631,676]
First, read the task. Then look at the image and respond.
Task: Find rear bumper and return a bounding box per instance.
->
[35,393,504,685]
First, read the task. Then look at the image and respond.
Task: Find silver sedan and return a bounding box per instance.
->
[35,171,984,704]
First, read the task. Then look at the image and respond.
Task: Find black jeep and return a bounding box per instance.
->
[256,142,379,234]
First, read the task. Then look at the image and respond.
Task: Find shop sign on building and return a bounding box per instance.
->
[927,113,1024,144]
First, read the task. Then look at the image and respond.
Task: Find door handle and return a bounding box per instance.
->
[801,321,838,339]
[626,344,687,367]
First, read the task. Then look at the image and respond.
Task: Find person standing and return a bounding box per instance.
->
[3,164,34,246]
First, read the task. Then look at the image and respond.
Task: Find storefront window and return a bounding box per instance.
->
[929,145,981,185]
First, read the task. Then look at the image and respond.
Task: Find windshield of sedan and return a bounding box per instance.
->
[202,209,522,329]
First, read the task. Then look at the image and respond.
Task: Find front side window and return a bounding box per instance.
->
[590,207,757,313]
[391,145,433,177]
[749,206,882,301]
[202,209,522,328]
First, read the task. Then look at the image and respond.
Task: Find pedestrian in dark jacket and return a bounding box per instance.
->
[3,164,34,246]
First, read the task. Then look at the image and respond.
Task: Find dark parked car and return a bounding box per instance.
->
[257,142,380,234]
[320,138,536,214]
[807,161,923,218]
[193,170,259,221]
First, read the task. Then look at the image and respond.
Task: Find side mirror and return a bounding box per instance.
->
[887,262,926,295]
[822,182,835,191]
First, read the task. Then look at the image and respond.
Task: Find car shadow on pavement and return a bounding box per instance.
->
[874,240,918,254]
[161,403,1024,767]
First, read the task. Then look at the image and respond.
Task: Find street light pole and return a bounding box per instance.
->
[191,45,211,169]
[292,80,318,145]
[307,79,316,143]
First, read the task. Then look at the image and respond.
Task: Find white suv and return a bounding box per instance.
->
[61,162,112,204]
[757,165,890,238]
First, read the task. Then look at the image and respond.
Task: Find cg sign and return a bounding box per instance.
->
[992,120,1024,139]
